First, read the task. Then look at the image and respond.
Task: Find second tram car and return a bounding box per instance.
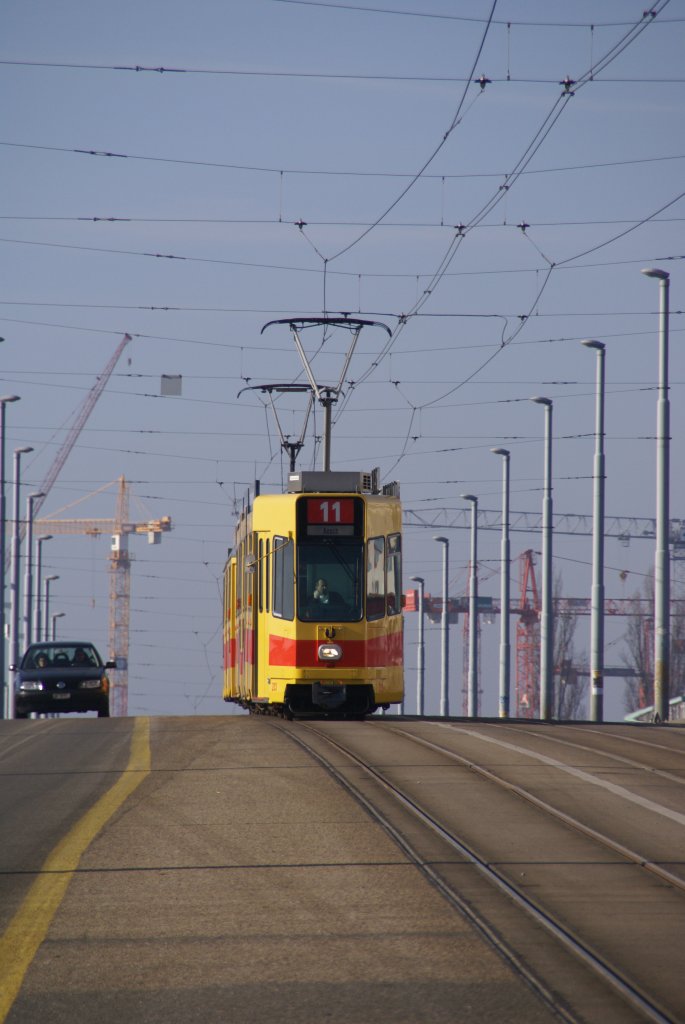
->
[223,469,403,717]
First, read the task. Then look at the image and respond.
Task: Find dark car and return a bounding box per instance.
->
[13,642,115,718]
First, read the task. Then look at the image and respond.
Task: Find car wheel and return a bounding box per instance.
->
[97,700,110,718]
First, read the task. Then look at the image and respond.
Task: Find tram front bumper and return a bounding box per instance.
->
[311,681,347,710]
[284,682,375,715]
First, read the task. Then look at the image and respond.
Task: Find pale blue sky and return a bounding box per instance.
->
[2,0,684,717]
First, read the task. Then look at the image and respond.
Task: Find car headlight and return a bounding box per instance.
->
[19,681,44,691]
[79,679,104,689]
[318,642,342,661]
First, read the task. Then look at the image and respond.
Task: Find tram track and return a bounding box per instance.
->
[489,722,685,789]
[277,718,685,1024]
[390,723,685,897]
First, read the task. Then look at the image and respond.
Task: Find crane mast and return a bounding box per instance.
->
[110,476,131,717]
[36,476,171,716]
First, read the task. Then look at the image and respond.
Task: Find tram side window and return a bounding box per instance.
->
[366,536,385,621]
[272,535,294,620]
[387,532,402,616]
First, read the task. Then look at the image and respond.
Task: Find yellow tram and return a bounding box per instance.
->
[223,469,403,717]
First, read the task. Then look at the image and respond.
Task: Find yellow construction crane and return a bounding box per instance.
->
[36,476,171,715]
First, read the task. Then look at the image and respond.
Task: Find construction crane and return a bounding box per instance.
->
[515,549,540,717]
[512,550,663,717]
[8,335,133,567]
[32,334,132,521]
[36,476,171,716]
[404,505,685,716]
[404,546,678,718]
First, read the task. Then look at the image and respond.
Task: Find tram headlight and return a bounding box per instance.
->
[318,642,343,662]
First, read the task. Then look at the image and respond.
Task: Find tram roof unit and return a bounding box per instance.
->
[287,469,400,498]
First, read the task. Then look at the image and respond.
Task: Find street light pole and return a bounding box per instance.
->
[434,536,449,717]
[641,267,671,722]
[410,575,425,716]
[34,534,53,644]
[44,576,59,644]
[23,491,44,652]
[461,495,479,718]
[51,611,65,641]
[582,340,606,722]
[530,398,553,720]
[0,394,20,719]
[491,449,511,718]
[8,446,33,718]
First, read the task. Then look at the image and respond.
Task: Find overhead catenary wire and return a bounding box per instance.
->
[3,139,684,180]
[328,1,673,476]
[271,0,681,29]
[2,59,683,82]
[1,229,683,283]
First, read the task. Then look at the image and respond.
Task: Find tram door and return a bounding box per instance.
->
[245,536,255,696]
[223,557,237,699]
[237,537,253,701]
[245,531,258,699]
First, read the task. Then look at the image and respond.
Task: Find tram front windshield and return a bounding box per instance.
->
[297,540,363,621]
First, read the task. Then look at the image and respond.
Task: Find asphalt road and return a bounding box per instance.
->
[1,715,683,1023]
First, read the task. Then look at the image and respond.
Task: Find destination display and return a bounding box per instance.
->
[307,498,354,524]
[299,497,362,538]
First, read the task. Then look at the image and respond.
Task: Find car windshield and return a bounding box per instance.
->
[21,644,102,669]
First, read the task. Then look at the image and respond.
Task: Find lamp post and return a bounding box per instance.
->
[34,534,53,644]
[581,341,606,722]
[434,536,449,717]
[410,575,425,716]
[461,495,479,718]
[43,575,59,643]
[51,611,65,641]
[0,394,20,719]
[641,267,671,722]
[23,491,44,651]
[530,397,553,720]
[491,449,511,718]
[8,445,33,718]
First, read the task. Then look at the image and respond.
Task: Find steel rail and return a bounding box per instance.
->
[389,723,685,897]
[497,722,685,789]
[276,720,577,1024]
[282,720,677,1024]
[580,726,685,758]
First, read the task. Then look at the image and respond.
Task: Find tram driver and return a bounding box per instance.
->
[310,577,345,613]
[313,578,331,604]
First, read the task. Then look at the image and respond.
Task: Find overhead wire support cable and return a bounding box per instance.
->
[326,0,499,264]
[344,1,669,384]
[334,1,671,479]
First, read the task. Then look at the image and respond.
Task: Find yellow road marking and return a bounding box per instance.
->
[0,717,151,1020]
